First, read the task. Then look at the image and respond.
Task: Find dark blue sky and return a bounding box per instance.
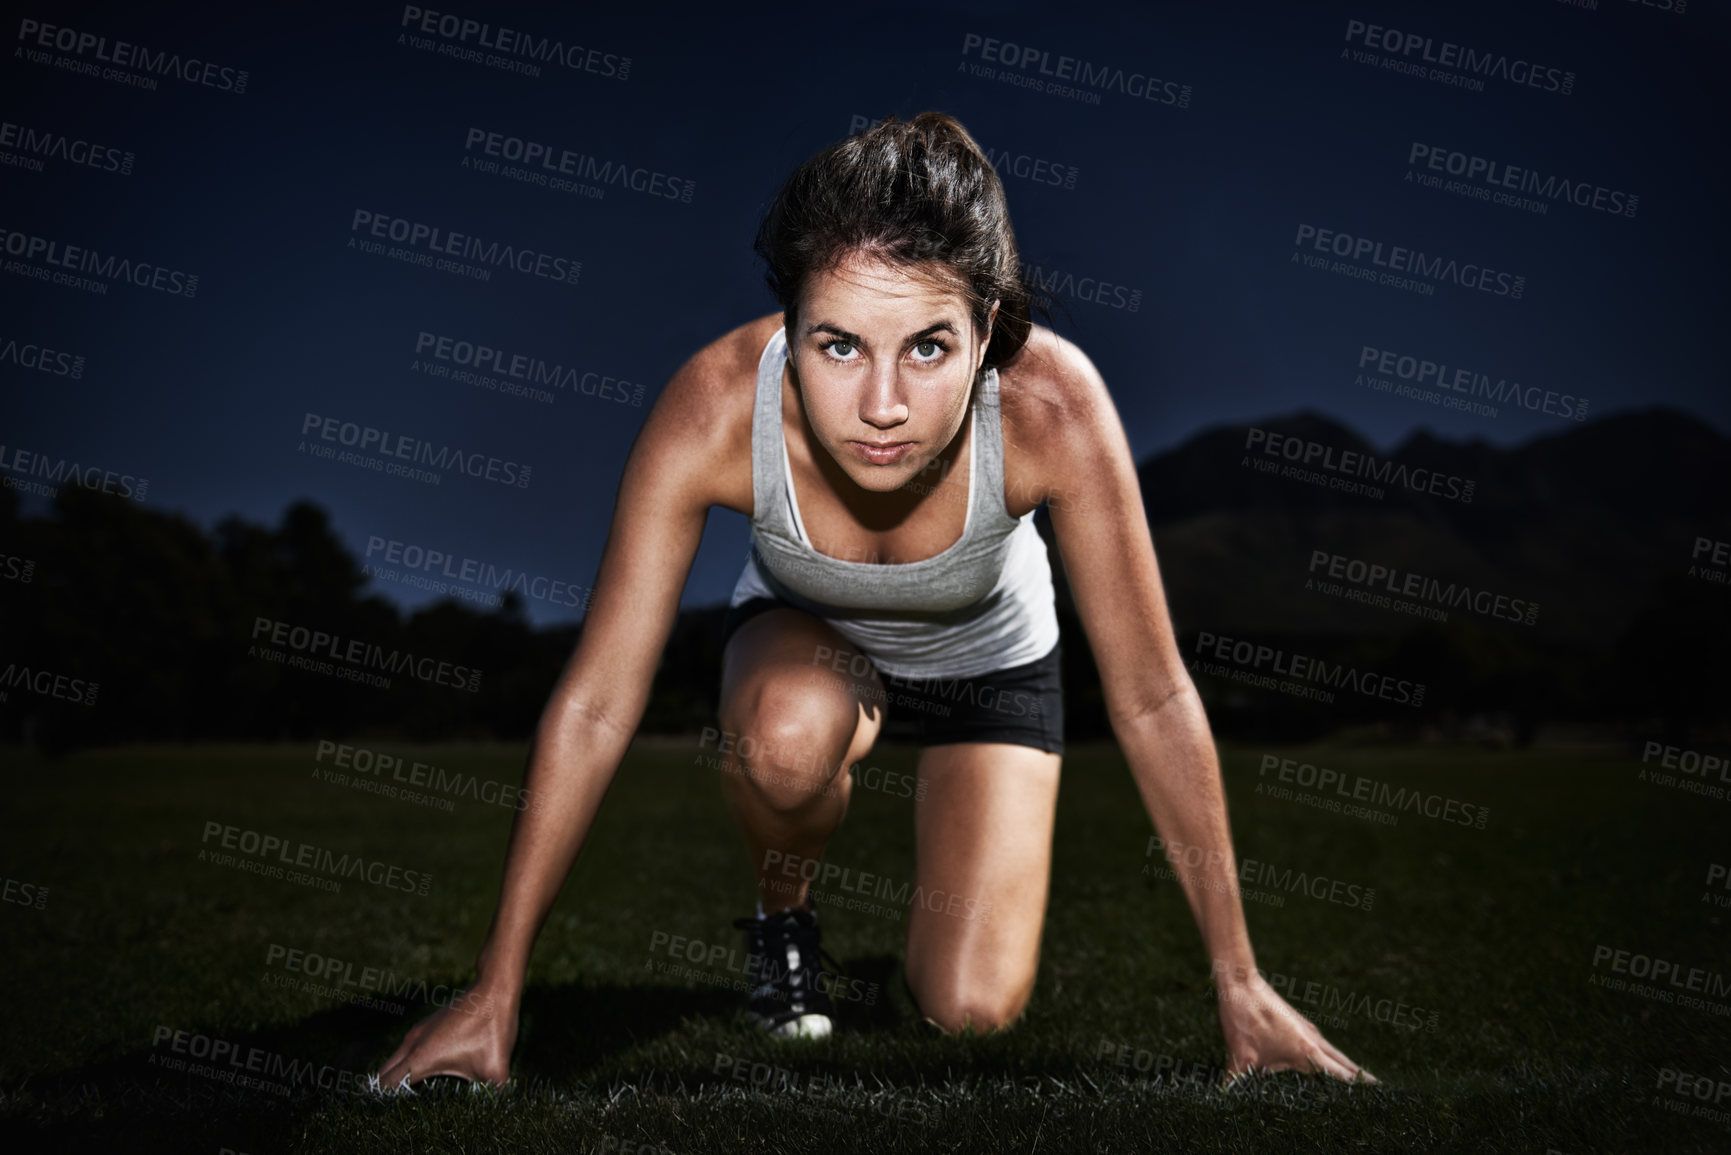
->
[5,0,1725,624]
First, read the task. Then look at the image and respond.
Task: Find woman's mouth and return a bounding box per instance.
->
[849,440,914,466]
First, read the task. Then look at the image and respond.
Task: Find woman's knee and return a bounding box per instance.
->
[905,966,1033,1035]
[718,677,856,810]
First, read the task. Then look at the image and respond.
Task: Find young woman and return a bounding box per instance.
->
[374,112,1372,1089]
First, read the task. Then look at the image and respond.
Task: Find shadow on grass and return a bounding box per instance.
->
[832,953,908,1034]
[516,953,913,1084]
[0,972,1457,1155]
[0,962,920,1151]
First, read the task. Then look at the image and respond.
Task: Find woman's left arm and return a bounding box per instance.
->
[1027,338,1374,1084]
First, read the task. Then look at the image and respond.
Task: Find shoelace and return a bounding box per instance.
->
[731,912,851,1002]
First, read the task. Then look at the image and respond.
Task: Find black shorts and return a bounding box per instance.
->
[721,596,1065,755]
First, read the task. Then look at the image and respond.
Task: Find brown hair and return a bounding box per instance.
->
[753,111,1054,370]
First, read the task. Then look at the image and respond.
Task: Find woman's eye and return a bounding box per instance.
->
[820,338,946,363]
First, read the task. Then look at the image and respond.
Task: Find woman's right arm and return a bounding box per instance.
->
[373,331,753,1088]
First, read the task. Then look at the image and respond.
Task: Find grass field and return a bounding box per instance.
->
[0,735,1724,1153]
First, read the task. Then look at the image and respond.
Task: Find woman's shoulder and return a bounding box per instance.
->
[997,323,1111,442]
[665,311,780,412]
[637,312,780,515]
[994,324,1125,517]
[646,312,779,440]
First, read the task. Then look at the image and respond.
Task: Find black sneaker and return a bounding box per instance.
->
[732,905,839,1039]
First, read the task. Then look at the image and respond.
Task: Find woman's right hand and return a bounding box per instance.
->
[372,985,518,1090]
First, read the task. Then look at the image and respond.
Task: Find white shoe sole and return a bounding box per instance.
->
[765,1013,832,1040]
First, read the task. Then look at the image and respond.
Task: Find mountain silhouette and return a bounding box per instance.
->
[1127,406,1731,650]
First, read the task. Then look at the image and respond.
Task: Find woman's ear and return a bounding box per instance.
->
[980,298,1001,367]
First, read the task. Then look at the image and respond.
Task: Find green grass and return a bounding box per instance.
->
[0,736,1724,1153]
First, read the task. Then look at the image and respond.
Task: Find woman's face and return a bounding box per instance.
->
[786,252,997,495]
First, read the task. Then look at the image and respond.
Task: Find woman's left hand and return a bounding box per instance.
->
[1216,970,1377,1084]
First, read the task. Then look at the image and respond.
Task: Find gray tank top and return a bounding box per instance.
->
[748,325,1025,613]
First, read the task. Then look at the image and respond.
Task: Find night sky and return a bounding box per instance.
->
[5,0,1724,626]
